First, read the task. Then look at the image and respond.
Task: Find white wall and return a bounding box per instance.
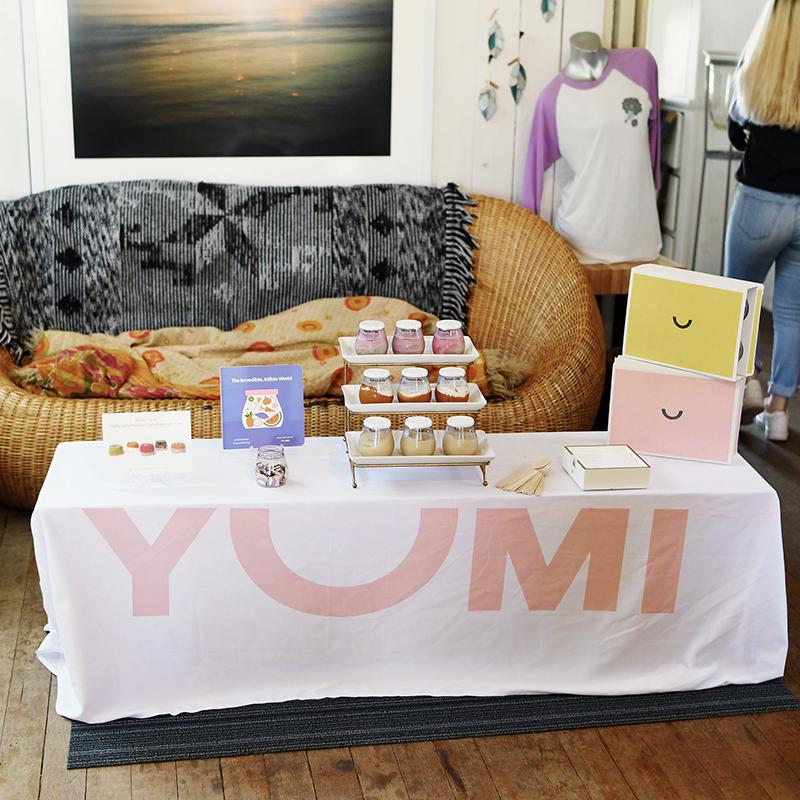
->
[0,0,606,203]
[433,0,606,209]
[0,0,31,199]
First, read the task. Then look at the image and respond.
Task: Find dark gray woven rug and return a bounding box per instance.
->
[67,681,800,768]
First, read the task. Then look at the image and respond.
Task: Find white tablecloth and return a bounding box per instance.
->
[32,433,787,723]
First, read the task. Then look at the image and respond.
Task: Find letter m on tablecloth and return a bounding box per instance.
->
[469,508,688,613]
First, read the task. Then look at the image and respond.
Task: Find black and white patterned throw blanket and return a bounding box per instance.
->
[0,181,477,361]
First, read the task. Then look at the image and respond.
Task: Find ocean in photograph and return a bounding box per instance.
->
[67,0,393,158]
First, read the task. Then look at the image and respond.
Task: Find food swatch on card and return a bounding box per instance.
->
[101,410,192,473]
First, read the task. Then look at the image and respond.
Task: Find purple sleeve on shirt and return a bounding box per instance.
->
[612,48,661,190]
[521,78,563,214]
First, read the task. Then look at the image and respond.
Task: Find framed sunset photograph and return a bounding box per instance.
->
[67,0,393,159]
[21,0,433,188]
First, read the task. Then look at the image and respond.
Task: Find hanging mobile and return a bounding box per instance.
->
[479,81,499,121]
[488,9,504,61]
[541,0,557,23]
[509,56,527,104]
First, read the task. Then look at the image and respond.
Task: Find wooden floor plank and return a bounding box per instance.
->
[131,761,178,800]
[220,754,269,799]
[86,765,133,800]
[261,751,316,800]
[597,726,682,800]
[635,722,725,800]
[175,758,224,799]
[432,738,500,800]
[0,551,53,800]
[477,733,590,800]
[306,747,364,800]
[556,728,636,800]
[39,678,86,800]
[350,744,409,800]
[0,512,34,740]
[712,715,800,799]
[392,741,455,800]
[751,712,800,779]
[668,717,771,800]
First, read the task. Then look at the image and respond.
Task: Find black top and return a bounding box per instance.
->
[728,114,800,196]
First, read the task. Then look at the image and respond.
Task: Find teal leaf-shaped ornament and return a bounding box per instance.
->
[510,62,527,104]
[479,84,498,121]
[541,0,556,22]
[488,20,505,58]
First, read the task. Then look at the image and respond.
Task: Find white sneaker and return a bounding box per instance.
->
[741,379,765,424]
[755,408,789,442]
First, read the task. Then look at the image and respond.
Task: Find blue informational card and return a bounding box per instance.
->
[220,365,305,449]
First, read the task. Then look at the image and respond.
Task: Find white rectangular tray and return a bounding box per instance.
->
[345,430,494,466]
[342,383,487,414]
[338,335,478,365]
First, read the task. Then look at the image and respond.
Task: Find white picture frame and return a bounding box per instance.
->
[21,0,435,193]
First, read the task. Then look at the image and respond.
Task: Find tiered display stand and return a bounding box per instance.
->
[338,335,495,488]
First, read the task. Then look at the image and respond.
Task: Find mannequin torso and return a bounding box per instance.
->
[562,32,609,82]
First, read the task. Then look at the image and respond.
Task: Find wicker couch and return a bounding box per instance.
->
[0,194,604,509]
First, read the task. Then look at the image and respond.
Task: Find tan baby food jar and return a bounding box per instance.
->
[397,367,432,403]
[435,367,469,402]
[400,416,436,456]
[359,368,393,404]
[443,416,479,456]
[358,417,395,457]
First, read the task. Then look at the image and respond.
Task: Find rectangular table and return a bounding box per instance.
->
[32,433,787,723]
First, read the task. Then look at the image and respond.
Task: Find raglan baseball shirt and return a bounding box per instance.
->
[521,47,662,264]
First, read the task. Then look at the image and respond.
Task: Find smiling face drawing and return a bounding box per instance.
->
[625,274,745,378]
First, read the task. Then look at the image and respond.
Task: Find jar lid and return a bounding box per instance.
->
[363,416,392,430]
[395,318,422,331]
[446,415,475,428]
[436,319,463,331]
[404,415,433,430]
[401,367,429,380]
[439,367,466,379]
[358,320,385,332]
[363,368,391,380]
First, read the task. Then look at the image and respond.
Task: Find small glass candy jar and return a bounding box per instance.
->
[355,320,389,355]
[432,320,466,355]
[397,367,432,403]
[359,368,393,404]
[400,416,437,456]
[392,319,425,354]
[358,416,395,457]
[443,415,479,456]
[435,366,469,402]
[255,445,288,487]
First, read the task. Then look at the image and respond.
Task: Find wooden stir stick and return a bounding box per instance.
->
[496,458,551,495]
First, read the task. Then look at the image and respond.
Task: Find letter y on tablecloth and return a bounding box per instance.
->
[83,508,215,616]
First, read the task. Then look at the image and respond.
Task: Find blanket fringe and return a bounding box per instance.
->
[441,183,479,327]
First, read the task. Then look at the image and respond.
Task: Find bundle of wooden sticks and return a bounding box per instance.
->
[495,458,551,495]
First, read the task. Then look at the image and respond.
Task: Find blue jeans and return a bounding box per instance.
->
[724,182,800,398]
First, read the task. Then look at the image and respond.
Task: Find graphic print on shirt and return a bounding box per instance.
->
[622,97,643,127]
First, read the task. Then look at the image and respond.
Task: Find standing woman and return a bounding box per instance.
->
[725,0,800,441]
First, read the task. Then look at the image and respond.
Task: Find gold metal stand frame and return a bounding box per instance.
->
[349,460,489,489]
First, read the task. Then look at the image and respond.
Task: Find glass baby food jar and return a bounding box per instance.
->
[255,445,288,487]
[392,319,425,354]
[400,416,436,456]
[432,320,466,355]
[435,367,469,402]
[397,367,432,403]
[359,368,393,404]
[355,320,389,355]
[358,416,395,457]
[443,416,479,456]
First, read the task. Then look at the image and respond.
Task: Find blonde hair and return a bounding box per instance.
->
[735,0,800,130]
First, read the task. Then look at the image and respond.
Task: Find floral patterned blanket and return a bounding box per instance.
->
[13,296,491,400]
